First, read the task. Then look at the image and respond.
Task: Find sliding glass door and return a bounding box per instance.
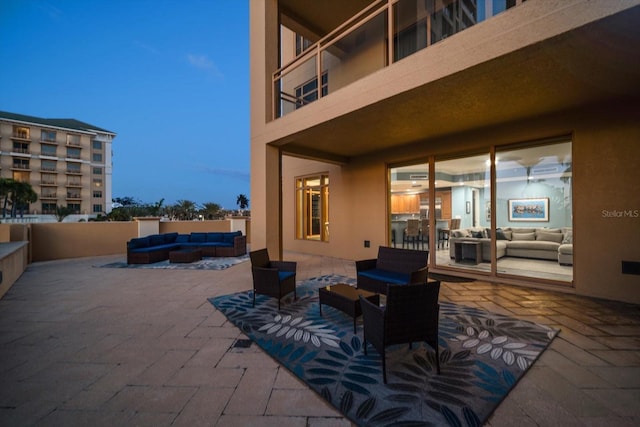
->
[387,140,574,284]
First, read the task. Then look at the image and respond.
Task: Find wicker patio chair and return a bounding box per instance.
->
[360,281,441,383]
[249,248,297,310]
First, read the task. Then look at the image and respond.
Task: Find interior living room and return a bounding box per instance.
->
[390,140,573,284]
[251,0,640,305]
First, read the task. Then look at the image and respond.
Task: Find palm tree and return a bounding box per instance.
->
[236,194,249,215]
[201,202,222,220]
[174,199,197,220]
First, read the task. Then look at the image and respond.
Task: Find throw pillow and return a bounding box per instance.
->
[495,228,507,240]
[503,230,513,240]
[512,232,535,241]
[472,231,483,238]
[562,231,573,244]
[536,231,563,243]
[484,228,491,238]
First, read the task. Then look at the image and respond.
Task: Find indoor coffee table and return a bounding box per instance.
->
[319,283,380,333]
[169,248,202,263]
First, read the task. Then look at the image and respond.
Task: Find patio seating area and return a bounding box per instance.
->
[0,252,638,426]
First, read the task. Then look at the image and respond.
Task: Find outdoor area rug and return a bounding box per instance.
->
[209,274,558,427]
[97,254,249,270]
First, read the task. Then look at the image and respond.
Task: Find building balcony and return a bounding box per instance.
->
[66,193,82,200]
[66,169,82,175]
[266,0,640,162]
[274,0,523,120]
[40,139,57,145]
[40,193,58,199]
[66,181,82,187]
[11,132,30,140]
[11,164,30,171]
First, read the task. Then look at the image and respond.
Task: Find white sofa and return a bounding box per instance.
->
[449,227,573,265]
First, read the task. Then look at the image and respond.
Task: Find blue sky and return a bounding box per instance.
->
[0,0,249,210]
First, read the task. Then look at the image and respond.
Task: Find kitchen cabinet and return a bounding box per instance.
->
[391,194,420,213]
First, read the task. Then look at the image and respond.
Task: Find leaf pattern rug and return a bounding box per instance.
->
[209,274,558,427]
[97,254,249,270]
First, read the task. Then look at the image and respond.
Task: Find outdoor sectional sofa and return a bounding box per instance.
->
[356,246,429,294]
[126,231,246,264]
[449,227,573,265]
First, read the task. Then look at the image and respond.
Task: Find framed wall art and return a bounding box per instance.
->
[508,198,549,222]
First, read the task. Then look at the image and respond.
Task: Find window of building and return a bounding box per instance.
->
[13,126,30,139]
[41,188,57,198]
[495,140,572,282]
[42,203,56,214]
[66,147,81,159]
[67,176,81,186]
[389,163,430,248]
[12,171,30,182]
[93,191,102,198]
[387,139,573,284]
[12,158,29,169]
[295,174,329,241]
[295,72,328,109]
[67,134,81,146]
[295,34,313,56]
[67,203,81,214]
[12,141,29,154]
[92,204,103,213]
[93,167,102,175]
[67,162,81,174]
[41,130,56,142]
[92,140,102,150]
[41,173,56,185]
[92,153,103,162]
[41,160,57,172]
[93,178,102,187]
[41,144,57,156]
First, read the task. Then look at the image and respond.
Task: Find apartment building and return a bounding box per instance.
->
[0,111,116,220]
[251,0,640,304]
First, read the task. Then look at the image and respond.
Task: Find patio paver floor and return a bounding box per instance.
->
[0,253,638,426]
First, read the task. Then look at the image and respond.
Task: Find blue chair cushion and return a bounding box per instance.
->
[223,231,241,243]
[164,232,178,244]
[175,234,190,243]
[190,232,207,243]
[128,237,150,249]
[149,234,165,246]
[358,269,410,285]
[207,232,224,242]
[279,271,295,281]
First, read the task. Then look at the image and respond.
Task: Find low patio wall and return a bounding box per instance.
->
[0,219,251,296]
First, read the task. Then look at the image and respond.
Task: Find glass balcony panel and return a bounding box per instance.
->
[278,55,317,117]
[275,0,523,119]
[321,11,387,95]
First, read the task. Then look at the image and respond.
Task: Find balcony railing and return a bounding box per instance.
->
[273,0,523,119]
[12,132,30,140]
[41,193,57,199]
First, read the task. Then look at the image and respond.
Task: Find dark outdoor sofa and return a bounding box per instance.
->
[356,246,429,295]
[126,231,246,264]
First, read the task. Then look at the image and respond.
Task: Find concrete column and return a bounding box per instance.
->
[250,0,283,259]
